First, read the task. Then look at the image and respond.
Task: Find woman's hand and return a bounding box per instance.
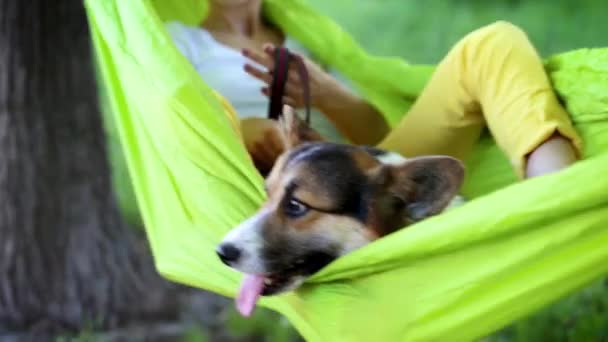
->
[242,43,337,110]
[242,43,390,146]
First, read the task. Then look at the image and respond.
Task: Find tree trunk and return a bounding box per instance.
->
[0,0,176,333]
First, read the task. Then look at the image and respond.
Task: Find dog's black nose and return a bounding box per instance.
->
[216,243,241,265]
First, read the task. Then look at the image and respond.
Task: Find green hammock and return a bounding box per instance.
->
[85,0,608,340]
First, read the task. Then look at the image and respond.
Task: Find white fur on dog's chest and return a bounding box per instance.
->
[375,152,465,209]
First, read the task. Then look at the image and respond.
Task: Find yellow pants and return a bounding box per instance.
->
[378,21,582,178]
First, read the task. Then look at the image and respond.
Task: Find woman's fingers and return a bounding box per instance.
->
[244,64,272,84]
[282,83,303,107]
[261,87,298,107]
[245,44,310,97]
[285,79,304,97]
[262,43,276,56]
[242,48,274,71]
[254,67,303,93]
[261,44,307,87]
[244,43,310,108]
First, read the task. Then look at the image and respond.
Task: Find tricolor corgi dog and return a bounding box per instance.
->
[217,106,465,316]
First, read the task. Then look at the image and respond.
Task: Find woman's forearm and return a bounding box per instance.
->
[317,80,389,145]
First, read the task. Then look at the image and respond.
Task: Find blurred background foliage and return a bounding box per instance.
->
[307,0,607,64]
[224,0,608,341]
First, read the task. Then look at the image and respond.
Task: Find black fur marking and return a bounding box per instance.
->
[406,168,446,220]
[260,227,338,281]
[285,142,370,222]
[298,251,338,275]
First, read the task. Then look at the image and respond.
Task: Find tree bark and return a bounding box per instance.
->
[0,0,176,333]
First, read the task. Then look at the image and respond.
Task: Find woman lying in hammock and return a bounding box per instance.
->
[166,0,581,180]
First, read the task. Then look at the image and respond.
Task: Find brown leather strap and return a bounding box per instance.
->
[267,46,311,125]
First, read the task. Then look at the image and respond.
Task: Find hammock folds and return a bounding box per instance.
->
[85,0,608,340]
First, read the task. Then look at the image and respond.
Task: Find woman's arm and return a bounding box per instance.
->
[242,44,389,145]
[315,74,389,145]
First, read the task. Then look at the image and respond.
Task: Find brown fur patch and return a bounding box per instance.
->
[350,148,382,171]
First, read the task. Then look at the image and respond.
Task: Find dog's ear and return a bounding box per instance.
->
[369,156,464,223]
[278,105,324,149]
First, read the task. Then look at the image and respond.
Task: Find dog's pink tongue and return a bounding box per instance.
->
[236,274,265,317]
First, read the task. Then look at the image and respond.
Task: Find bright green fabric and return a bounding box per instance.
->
[85,0,608,341]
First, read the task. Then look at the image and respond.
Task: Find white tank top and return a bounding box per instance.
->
[165,21,344,141]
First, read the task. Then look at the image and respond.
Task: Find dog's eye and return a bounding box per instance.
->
[284,198,309,218]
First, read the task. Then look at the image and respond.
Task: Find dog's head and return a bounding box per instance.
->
[217,107,464,297]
